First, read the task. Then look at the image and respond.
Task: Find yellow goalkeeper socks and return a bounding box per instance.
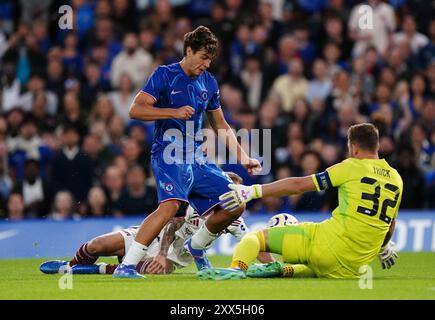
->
[282,265,294,277]
[230,231,264,271]
[230,260,249,271]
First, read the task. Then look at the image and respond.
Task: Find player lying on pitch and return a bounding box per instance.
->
[198,123,402,280]
[40,172,273,275]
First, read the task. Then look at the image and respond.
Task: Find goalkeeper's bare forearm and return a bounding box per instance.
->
[381,219,396,248]
[261,176,317,198]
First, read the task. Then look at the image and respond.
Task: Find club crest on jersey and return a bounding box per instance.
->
[161,182,174,193]
[200,91,208,101]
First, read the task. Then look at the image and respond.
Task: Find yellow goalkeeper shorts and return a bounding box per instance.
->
[267,222,361,279]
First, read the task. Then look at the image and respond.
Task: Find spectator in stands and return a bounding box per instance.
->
[256,0,283,51]
[7,192,25,221]
[108,74,136,122]
[89,44,112,90]
[378,135,396,164]
[348,0,396,57]
[258,195,290,215]
[275,35,298,75]
[306,58,332,105]
[394,145,425,209]
[110,32,153,90]
[270,57,308,112]
[322,41,344,78]
[89,94,115,127]
[426,60,435,94]
[102,165,125,216]
[18,74,58,115]
[7,116,42,180]
[121,137,146,169]
[407,73,428,121]
[113,165,158,216]
[60,92,88,140]
[143,0,176,38]
[350,55,374,105]
[49,190,79,221]
[293,24,316,65]
[7,115,41,160]
[325,71,359,116]
[111,0,138,34]
[2,22,46,83]
[62,32,84,77]
[418,20,435,69]
[81,62,105,111]
[318,12,352,61]
[82,133,115,182]
[409,123,434,177]
[0,62,21,113]
[31,91,57,133]
[51,126,93,209]
[239,54,266,110]
[84,186,109,217]
[274,138,305,174]
[12,158,52,218]
[393,14,429,55]
[87,18,122,62]
[0,139,12,218]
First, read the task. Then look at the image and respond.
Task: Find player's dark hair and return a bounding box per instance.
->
[348,123,379,152]
[183,26,219,59]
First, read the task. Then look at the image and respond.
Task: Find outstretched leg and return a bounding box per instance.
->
[39,232,125,274]
[198,224,317,280]
[70,232,125,266]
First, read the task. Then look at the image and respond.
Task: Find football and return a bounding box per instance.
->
[267,213,299,228]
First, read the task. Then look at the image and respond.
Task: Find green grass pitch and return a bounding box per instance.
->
[1,253,435,300]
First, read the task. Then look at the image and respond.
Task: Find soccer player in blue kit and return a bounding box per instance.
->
[113,26,261,278]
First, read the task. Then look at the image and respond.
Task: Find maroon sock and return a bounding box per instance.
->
[105,264,118,275]
[70,243,98,266]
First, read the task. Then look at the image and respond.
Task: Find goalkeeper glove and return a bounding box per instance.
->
[378,241,398,270]
[219,184,262,211]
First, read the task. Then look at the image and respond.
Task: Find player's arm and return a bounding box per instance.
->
[129,92,194,121]
[378,219,398,270]
[207,109,261,174]
[146,217,185,274]
[158,217,185,257]
[219,162,348,210]
[219,175,317,210]
[382,219,396,248]
[262,176,317,197]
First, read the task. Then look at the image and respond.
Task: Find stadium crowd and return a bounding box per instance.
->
[0,0,434,220]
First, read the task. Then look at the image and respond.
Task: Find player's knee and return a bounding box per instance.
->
[158,200,182,218]
[245,230,262,243]
[87,236,109,255]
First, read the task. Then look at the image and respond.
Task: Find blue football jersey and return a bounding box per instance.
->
[141,63,220,158]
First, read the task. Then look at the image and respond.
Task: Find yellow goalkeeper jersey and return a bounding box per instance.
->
[311,157,403,268]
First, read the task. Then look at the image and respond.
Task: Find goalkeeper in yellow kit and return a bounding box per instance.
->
[198,123,403,280]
